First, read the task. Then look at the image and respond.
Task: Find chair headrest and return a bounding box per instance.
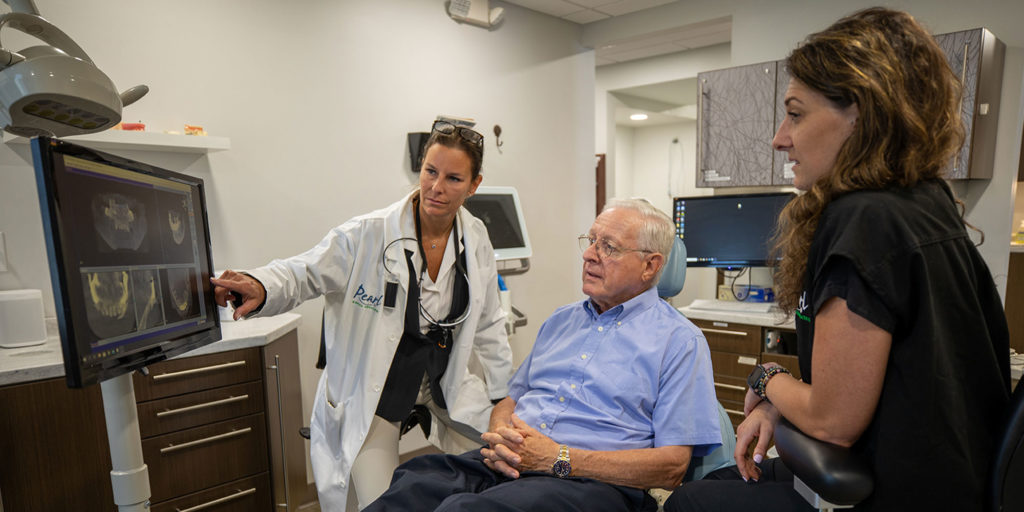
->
[657,237,687,299]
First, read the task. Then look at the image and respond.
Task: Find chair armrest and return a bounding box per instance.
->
[774,418,873,506]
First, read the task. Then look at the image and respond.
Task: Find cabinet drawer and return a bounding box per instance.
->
[693,319,761,355]
[144,414,269,502]
[761,353,802,380]
[138,381,265,437]
[713,379,747,403]
[151,473,272,512]
[719,399,745,427]
[134,348,263,401]
[710,350,759,381]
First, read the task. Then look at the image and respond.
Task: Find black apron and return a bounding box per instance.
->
[375,225,469,423]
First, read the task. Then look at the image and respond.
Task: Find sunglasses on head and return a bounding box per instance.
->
[432,120,484,149]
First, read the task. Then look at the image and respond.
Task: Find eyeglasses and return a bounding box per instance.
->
[432,120,484,149]
[577,234,650,259]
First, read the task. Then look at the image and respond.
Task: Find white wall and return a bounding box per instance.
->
[595,0,1024,302]
[0,0,596,488]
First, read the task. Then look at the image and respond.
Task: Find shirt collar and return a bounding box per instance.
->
[582,286,661,322]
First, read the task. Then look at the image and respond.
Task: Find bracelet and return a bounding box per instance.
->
[752,364,791,402]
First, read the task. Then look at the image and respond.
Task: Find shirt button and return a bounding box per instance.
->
[597,326,604,332]
[617,321,622,326]
[540,423,548,429]
[570,384,577,390]
[373,385,381,392]
[389,335,397,342]
[559,396,565,402]
[581,354,588,360]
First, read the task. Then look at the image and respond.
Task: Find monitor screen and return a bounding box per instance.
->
[462,186,532,261]
[32,136,221,388]
[674,192,795,269]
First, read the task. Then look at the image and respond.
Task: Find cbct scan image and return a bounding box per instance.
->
[161,267,200,321]
[131,269,165,330]
[91,192,150,253]
[157,192,196,264]
[82,270,138,340]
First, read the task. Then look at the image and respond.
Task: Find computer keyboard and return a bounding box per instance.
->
[687,298,776,314]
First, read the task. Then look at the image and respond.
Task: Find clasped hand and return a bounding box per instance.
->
[480,414,558,479]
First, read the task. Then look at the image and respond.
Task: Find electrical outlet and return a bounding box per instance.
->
[0,231,7,272]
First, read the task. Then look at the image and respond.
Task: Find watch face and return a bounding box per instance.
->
[553,459,571,478]
[747,365,765,389]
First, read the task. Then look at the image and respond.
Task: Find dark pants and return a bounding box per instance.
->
[363,448,656,512]
[663,458,814,512]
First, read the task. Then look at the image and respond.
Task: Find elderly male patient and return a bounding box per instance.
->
[364,198,721,512]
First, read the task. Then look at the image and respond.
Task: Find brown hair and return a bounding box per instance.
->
[771,7,965,312]
[422,128,484,179]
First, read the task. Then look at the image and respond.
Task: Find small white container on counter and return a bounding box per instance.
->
[0,289,48,348]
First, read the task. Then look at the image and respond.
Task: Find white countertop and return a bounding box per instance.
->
[678,305,795,329]
[0,313,301,387]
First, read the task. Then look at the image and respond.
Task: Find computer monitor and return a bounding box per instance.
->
[33,136,221,388]
[673,192,795,269]
[462,186,532,261]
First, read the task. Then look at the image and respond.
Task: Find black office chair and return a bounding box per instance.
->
[774,379,1024,511]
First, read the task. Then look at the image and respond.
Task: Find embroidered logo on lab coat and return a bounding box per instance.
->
[352,284,383,313]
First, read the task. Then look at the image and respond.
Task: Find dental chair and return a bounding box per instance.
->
[774,378,1024,511]
[647,238,737,509]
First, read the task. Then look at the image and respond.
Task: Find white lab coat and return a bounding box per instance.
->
[247,191,513,511]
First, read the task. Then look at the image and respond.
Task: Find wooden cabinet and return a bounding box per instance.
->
[935,28,1005,180]
[698,28,1004,188]
[692,318,796,429]
[0,331,305,512]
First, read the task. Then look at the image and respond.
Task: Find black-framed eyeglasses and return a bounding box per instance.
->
[432,120,484,149]
[577,234,650,259]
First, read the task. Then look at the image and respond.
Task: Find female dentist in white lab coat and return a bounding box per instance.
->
[211,121,514,511]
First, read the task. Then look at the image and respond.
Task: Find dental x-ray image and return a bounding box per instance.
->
[92,192,150,253]
[131,269,165,330]
[157,192,196,264]
[161,267,199,321]
[83,270,138,340]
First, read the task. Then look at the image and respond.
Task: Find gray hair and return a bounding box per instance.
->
[602,198,675,258]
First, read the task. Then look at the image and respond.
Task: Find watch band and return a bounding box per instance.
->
[552,444,571,478]
[749,364,791,402]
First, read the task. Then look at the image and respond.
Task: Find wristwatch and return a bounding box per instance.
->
[747,363,791,402]
[552,445,571,478]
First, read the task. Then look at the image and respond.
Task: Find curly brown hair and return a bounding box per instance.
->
[770,7,965,312]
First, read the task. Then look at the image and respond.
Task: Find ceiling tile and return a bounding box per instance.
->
[563,9,611,23]
[504,0,582,17]
[595,0,677,16]
[566,0,621,8]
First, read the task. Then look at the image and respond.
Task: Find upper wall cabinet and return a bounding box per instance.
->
[936,28,1005,180]
[697,28,1004,187]
[696,61,778,187]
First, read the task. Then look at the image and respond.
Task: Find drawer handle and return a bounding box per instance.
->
[714,382,747,392]
[160,427,253,454]
[152,360,246,381]
[156,394,250,417]
[176,487,257,512]
[724,408,744,417]
[700,327,748,337]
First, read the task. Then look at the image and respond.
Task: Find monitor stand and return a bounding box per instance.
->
[100,372,151,511]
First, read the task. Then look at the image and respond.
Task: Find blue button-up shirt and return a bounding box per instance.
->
[508,286,721,456]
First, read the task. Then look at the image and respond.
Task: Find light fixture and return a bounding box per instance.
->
[0,5,148,137]
[630,113,649,121]
[446,0,504,29]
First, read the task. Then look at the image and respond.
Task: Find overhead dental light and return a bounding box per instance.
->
[0,0,148,137]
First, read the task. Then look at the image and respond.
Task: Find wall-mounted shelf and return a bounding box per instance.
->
[3,130,230,154]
